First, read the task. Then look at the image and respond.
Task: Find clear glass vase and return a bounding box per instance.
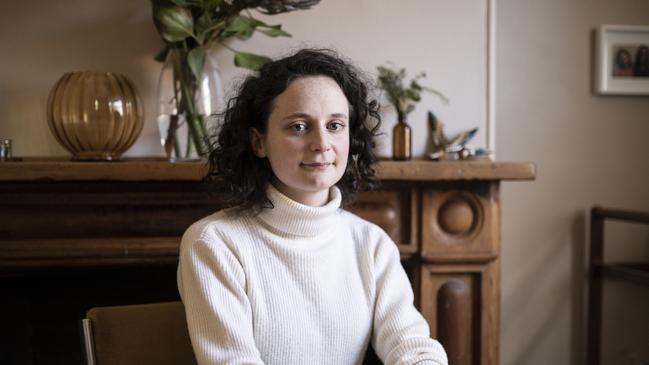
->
[156,47,225,160]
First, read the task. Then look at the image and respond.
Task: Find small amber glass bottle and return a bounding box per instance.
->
[392,119,412,160]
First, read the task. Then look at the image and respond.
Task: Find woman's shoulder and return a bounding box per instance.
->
[180,208,254,251]
[339,209,393,243]
[339,208,379,227]
[338,209,401,266]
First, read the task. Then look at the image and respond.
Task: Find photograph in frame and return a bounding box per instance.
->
[595,25,649,95]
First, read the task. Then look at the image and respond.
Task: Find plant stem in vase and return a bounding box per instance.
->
[156,47,222,160]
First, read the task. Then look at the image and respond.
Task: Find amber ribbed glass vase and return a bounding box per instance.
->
[46,71,143,160]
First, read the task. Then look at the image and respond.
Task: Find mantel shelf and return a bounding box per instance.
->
[0,158,536,182]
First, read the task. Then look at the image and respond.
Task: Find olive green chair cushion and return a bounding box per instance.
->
[85,301,197,365]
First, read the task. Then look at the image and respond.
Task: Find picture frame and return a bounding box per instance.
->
[595,24,649,95]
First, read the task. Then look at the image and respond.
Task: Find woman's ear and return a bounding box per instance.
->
[249,128,267,158]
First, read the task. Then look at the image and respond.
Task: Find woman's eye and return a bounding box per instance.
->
[289,123,307,132]
[328,121,346,131]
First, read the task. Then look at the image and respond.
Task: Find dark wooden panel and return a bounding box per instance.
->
[419,262,499,365]
[421,182,499,263]
[419,268,479,346]
[0,237,180,273]
[0,182,220,239]
[438,279,473,365]
[347,182,418,253]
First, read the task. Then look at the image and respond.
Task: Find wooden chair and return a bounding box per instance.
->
[80,301,197,365]
[81,301,382,365]
[587,206,649,365]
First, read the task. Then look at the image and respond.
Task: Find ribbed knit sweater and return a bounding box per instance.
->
[177,185,448,365]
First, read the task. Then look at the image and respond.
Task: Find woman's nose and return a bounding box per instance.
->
[310,128,331,152]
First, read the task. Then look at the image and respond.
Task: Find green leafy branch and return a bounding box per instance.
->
[152,0,317,75]
[377,63,449,123]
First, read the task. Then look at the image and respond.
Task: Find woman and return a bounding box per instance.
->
[613,48,633,77]
[633,45,649,77]
[178,49,448,365]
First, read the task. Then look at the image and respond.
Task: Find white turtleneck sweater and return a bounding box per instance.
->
[177,185,448,365]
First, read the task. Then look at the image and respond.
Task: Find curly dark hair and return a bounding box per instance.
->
[205,48,381,213]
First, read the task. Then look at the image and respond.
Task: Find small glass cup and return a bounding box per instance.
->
[0,139,12,161]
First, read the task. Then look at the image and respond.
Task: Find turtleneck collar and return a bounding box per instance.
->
[257,184,342,237]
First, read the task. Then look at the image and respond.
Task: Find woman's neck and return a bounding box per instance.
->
[270,180,331,207]
[257,184,342,237]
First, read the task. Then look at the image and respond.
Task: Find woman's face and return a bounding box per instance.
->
[251,76,350,206]
[618,50,631,67]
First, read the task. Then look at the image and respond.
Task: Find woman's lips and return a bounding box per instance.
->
[301,162,333,170]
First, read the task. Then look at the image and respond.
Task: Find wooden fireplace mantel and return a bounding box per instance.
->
[0,158,534,182]
[0,159,534,365]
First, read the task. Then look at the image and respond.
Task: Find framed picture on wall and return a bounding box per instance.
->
[595,25,649,95]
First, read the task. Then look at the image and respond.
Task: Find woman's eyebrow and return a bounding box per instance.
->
[282,112,311,121]
[281,112,349,121]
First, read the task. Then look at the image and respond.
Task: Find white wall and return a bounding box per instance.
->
[0,0,488,159]
[497,0,649,364]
